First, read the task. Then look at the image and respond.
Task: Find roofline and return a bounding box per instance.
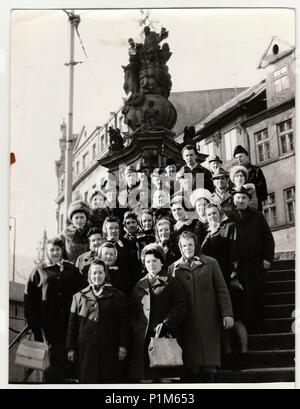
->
[195,81,266,136]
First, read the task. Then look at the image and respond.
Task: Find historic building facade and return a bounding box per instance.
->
[191,37,295,251]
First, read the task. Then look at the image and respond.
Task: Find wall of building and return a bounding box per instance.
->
[265,52,295,109]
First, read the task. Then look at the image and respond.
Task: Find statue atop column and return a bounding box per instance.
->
[121,25,177,135]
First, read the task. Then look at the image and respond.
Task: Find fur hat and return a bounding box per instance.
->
[229,165,248,183]
[189,188,212,207]
[67,200,91,222]
[233,145,248,157]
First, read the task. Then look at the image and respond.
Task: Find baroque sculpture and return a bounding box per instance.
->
[121,26,177,134]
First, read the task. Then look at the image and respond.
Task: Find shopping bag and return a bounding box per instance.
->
[15,331,49,372]
[148,336,183,368]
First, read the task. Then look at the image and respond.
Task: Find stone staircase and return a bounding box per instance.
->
[216,259,295,383]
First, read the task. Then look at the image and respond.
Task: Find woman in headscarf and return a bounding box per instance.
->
[129,243,187,382]
[189,188,212,253]
[24,237,84,383]
[66,258,129,383]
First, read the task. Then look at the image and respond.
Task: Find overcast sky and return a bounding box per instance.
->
[9,7,295,281]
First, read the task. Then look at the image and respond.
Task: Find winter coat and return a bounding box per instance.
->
[211,189,235,217]
[201,221,238,285]
[89,207,110,230]
[246,164,268,211]
[62,224,90,263]
[177,163,214,193]
[190,219,208,253]
[24,261,84,344]
[66,285,129,383]
[229,208,275,321]
[169,255,233,370]
[157,238,181,267]
[107,239,141,294]
[129,273,187,380]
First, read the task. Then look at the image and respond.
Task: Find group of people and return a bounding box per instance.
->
[24,143,275,384]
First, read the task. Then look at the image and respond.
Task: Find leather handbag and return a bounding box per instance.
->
[15,331,50,372]
[148,335,183,368]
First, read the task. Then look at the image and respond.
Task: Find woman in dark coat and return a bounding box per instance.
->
[228,187,275,368]
[129,243,187,382]
[169,231,234,382]
[61,200,91,263]
[155,217,181,267]
[89,190,111,231]
[189,188,212,253]
[66,259,129,383]
[201,203,238,286]
[24,237,84,383]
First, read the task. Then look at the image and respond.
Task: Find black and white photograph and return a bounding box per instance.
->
[6,5,296,388]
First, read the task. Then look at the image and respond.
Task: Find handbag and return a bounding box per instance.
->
[148,335,183,368]
[15,330,50,372]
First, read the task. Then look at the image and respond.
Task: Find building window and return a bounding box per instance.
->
[75,161,80,176]
[273,65,289,94]
[284,187,295,224]
[224,128,237,161]
[100,135,105,151]
[92,143,97,159]
[255,129,270,163]
[82,152,88,169]
[262,193,277,227]
[84,191,89,202]
[277,119,293,156]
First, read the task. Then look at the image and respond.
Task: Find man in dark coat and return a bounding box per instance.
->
[230,186,275,330]
[176,145,214,193]
[233,145,268,211]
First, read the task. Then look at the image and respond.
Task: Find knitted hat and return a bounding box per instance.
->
[67,200,91,222]
[211,167,228,180]
[233,145,248,157]
[208,154,222,164]
[229,165,248,183]
[189,188,212,207]
[231,186,252,199]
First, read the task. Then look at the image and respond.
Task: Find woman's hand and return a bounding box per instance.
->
[118,347,127,361]
[67,350,76,362]
[230,278,244,291]
[223,317,234,330]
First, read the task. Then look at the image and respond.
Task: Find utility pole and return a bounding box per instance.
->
[64,10,81,226]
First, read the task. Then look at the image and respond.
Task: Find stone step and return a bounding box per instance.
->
[267,269,295,282]
[265,280,295,293]
[215,367,295,383]
[265,304,295,319]
[271,260,295,271]
[263,292,295,306]
[248,333,295,350]
[249,318,294,334]
[245,350,295,369]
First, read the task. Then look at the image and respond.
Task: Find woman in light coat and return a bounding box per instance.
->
[169,231,234,382]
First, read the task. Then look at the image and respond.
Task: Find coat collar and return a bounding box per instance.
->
[174,256,205,271]
[80,284,114,300]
